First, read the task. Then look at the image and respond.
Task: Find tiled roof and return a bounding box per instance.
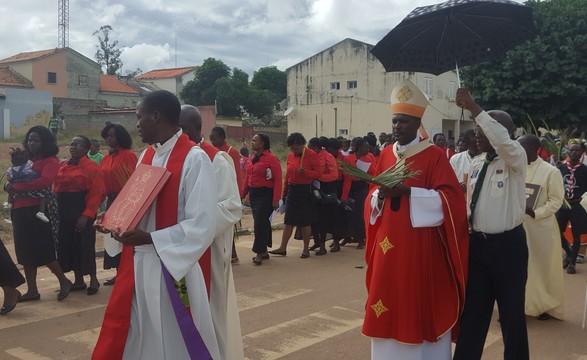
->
[0,66,33,88]
[135,66,196,80]
[100,75,139,94]
[0,48,62,64]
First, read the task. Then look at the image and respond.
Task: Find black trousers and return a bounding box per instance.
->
[250,187,274,254]
[556,202,587,265]
[454,225,529,360]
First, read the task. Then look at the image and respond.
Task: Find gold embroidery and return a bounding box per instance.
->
[379,237,394,254]
[395,85,413,103]
[371,299,389,318]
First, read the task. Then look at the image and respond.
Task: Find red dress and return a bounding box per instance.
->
[101,149,138,204]
[362,144,469,343]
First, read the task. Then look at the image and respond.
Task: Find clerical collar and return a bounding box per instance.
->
[153,129,183,153]
[396,136,419,152]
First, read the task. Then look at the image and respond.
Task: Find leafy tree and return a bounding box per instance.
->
[251,66,287,105]
[124,67,143,78]
[180,58,230,106]
[216,68,249,117]
[93,25,123,75]
[245,87,276,119]
[461,0,587,131]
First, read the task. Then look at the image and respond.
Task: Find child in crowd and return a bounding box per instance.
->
[4,148,49,222]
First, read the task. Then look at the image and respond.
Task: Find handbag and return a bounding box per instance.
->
[311,188,323,202]
[320,192,338,205]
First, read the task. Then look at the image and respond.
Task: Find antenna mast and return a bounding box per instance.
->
[58,0,69,48]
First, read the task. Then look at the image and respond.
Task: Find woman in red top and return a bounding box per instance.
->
[341,137,375,249]
[269,133,321,258]
[6,126,72,302]
[308,137,341,255]
[242,134,282,265]
[100,123,137,285]
[54,136,106,295]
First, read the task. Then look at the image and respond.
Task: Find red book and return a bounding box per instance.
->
[101,164,171,233]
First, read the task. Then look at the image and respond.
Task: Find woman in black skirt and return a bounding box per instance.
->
[0,239,24,314]
[269,133,321,258]
[6,126,72,302]
[242,134,283,265]
[340,137,376,249]
[54,136,105,295]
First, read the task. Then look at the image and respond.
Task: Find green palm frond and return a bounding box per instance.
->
[337,160,420,189]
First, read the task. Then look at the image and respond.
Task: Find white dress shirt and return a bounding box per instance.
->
[467,111,527,234]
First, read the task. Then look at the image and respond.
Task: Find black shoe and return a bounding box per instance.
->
[87,283,100,295]
[537,313,552,321]
[58,281,73,301]
[261,253,270,260]
[268,249,287,256]
[18,293,40,302]
[563,258,570,269]
[331,244,340,253]
[567,264,576,274]
[300,252,310,259]
[316,248,327,256]
[70,282,87,291]
[309,243,320,251]
[103,277,116,286]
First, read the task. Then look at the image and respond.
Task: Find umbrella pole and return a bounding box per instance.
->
[455,60,461,88]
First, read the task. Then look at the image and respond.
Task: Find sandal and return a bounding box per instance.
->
[300,252,310,259]
[231,257,240,265]
[252,257,263,266]
[268,249,287,256]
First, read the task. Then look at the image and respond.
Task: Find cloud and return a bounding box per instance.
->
[120,43,172,72]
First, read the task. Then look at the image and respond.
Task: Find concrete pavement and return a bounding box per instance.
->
[1,226,587,359]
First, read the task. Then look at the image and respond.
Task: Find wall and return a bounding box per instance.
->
[100,92,140,108]
[66,111,136,134]
[286,39,473,140]
[66,51,101,100]
[0,87,53,138]
[31,51,68,98]
[199,105,216,142]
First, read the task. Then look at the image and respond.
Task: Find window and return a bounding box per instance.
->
[78,75,88,87]
[47,72,57,84]
[330,82,340,90]
[339,129,348,136]
[448,81,457,101]
[347,81,357,89]
[424,77,433,97]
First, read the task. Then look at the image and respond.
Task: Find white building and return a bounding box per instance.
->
[134,66,196,99]
[286,38,473,140]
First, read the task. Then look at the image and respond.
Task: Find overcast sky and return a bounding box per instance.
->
[1,0,523,77]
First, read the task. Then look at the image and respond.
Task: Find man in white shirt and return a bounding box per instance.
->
[450,128,480,191]
[453,89,529,360]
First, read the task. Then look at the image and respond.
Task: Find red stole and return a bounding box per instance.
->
[92,134,205,359]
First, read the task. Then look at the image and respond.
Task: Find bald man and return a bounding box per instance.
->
[453,89,529,360]
[179,105,244,360]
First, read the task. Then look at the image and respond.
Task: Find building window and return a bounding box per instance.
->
[47,72,57,84]
[339,129,348,136]
[448,81,457,101]
[347,81,357,89]
[78,75,88,87]
[330,82,340,90]
[424,77,433,97]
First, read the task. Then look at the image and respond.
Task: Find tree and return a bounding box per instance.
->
[216,68,249,117]
[244,87,276,119]
[461,0,587,131]
[93,25,123,75]
[124,67,143,78]
[180,58,230,106]
[251,66,287,106]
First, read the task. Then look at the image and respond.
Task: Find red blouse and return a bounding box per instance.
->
[282,147,321,198]
[317,150,339,183]
[100,149,138,195]
[54,156,106,218]
[12,156,59,210]
[341,152,376,201]
[242,150,283,202]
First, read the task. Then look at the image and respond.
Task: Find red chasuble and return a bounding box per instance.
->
[93,134,206,359]
[362,143,469,344]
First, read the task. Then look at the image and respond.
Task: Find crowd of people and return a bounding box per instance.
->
[0,83,585,359]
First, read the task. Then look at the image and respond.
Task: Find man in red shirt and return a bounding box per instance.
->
[209,126,242,264]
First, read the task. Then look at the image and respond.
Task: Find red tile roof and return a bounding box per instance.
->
[0,48,62,63]
[0,66,33,88]
[135,66,196,80]
[100,75,139,94]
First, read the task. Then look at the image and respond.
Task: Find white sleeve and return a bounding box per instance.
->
[369,189,384,225]
[476,111,527,173]
[213,152,242,237]
[151,149,218,281]
[409,187,444,228]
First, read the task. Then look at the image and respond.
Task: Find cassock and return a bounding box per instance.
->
[93,131,220,360]
[198,141,244,360]
[363,138,468,359]
[523,157,565,319]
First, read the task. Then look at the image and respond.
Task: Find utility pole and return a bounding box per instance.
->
[58,0,69,48]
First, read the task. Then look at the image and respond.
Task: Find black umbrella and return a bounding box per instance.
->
[370,0,537,78]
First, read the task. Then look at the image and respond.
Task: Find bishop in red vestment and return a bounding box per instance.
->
[363,80,468,360]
